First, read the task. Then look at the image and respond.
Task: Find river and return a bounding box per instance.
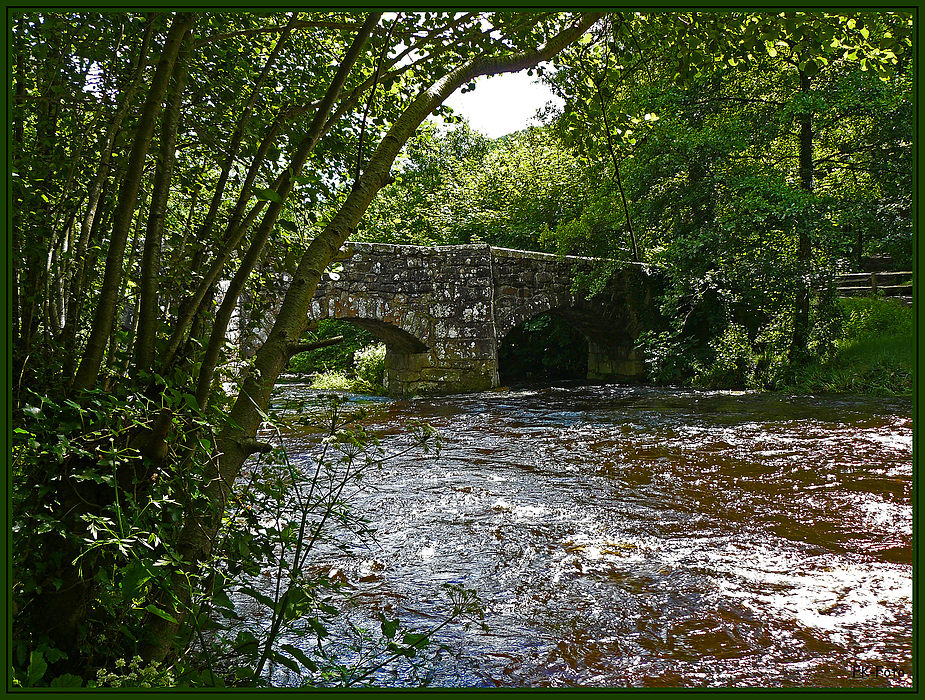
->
[264,383,913,688]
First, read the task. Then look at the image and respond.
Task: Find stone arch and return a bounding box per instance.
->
[339,318,428,354]
[494,290,577,341]
[308,295,434,394]
[498,297,643,382]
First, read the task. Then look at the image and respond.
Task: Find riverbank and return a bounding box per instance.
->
[290,297,913,399]
[756,297,912,397]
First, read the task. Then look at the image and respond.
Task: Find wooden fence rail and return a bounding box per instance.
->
[833,271,913,306]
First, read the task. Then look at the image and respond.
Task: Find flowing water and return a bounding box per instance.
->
[266,383,913,688]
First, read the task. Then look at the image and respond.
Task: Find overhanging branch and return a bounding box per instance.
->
[286,335,345,359]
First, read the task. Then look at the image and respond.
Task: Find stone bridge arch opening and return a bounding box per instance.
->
[318,316,431,394]
[497,301,642,385]
[497,311,588,383]
[341,317,428,354]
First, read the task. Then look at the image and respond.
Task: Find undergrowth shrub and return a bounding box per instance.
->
[840,296,912,341]
[694,323,754,389]
[354,343,387,389]
[309,371,360,392]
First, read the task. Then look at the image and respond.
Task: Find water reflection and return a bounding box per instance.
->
[269,383,912,687]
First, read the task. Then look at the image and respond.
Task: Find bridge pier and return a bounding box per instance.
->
[384,346,498,395]
[587,341,644,381]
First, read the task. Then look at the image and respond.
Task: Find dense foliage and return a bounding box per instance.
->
[9,9,912,690]
[360,11,912,390]
[10,10,599,686]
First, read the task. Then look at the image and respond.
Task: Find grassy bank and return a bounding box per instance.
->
[785,297,913,396]
[683,295,914,397]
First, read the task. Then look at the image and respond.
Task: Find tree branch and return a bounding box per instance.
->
[286,335,345,359]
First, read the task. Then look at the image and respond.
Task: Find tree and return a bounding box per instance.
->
[539,10,911,379]
[11,10,603,683]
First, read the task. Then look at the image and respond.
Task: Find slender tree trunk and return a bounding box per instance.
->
[138,13,602,665]
[104,202,147,383]
[134,32,191,376]
[61,15,156,379]
[157,110,285,374]
[62,177,113,382]
[73,12,195,391]
[596,86,638,260]
[791,69,813,361]
[18,15,67,373]
[12,16,26,350]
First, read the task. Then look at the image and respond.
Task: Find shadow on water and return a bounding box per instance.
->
[267,382,913,688]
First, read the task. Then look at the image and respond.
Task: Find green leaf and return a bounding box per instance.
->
[121,561,151,602]
[307,617,329,638]
[271,650,301,674]
[253,187,283,204]
[50,674,84,687]
[26,651,47,686]
[144,604,178,624]
[239,585,277,610]
[278,219,298,232]
[402,632,429,649]
[380,617,399,639]
[281,644,318,672]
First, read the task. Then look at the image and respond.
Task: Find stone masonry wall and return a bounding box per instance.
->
[291,242,652,395]
[309,243,499,394]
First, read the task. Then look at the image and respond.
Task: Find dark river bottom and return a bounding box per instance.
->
[268,383,913,688]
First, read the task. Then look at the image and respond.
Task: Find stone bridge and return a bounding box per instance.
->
[295,242,655,395]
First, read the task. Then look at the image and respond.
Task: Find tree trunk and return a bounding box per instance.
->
[134,31,192,376]
[791,68,813,361]
[61,15,156,382]
[17,14,67,376]
[62,177,113,382]
[73,12,195,391]
[139,12,602,665]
